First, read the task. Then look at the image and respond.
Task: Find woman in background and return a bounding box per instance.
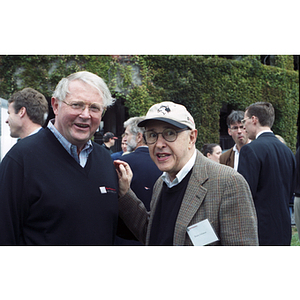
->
[201,143,222,163]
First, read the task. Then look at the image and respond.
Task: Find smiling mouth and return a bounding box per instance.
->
[75,123,89,129]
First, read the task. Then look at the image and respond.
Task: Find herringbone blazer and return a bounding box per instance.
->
[118,150,258,246]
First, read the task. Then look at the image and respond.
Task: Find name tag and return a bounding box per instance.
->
[187,219,219,246]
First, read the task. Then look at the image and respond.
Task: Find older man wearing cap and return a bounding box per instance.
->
[115,101,258,246]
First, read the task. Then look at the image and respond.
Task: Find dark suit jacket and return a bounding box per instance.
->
[119,146,162,210]
[119,150,258,246]
[220,147,235,168]
[238,132,296,245]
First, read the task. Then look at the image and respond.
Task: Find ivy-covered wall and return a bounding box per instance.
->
[143,55,299,152]
[0,55,298,152]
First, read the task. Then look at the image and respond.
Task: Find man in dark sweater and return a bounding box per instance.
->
[0,71,119,245]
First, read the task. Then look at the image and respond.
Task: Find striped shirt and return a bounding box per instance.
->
[47,119,93,167]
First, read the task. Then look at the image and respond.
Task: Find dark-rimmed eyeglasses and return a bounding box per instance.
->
[62,100,106,117]
[230,125,245,131]
[144,128,190,144]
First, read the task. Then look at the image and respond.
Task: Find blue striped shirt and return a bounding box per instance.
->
[47,119,93,167]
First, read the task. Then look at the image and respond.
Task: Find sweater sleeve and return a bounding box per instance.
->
[0,153,25,245]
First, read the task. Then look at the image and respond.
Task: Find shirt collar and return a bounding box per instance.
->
[162,149,196,188]
[256,129,273,139]
[47,119,93,158]
[28,127,42,136]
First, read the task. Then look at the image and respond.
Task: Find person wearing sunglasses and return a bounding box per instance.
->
[115,101,258,246]
[0,71,119,245]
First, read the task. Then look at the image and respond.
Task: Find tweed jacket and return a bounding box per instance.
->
[219,147,235,168]
[118,150,258,246]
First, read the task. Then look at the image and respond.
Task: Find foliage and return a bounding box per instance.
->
[124,55,163,117]
[275,55,294,70]
[0,55,298,152]
[291,226,300,246]
[143,55,299,151]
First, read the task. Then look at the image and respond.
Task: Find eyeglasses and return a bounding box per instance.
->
[144,128,190,144]
[230,125,245,131]
[62,100,106,117]
[241,117,250,125]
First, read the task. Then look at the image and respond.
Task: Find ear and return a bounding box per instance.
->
[137,132,144,143]
[188,129,198,149]
[252,115,258,125]
[18,107,26,118]
[51,97,59,116]
[228,127,232,136]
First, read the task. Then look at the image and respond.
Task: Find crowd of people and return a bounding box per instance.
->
[0,70,298,246]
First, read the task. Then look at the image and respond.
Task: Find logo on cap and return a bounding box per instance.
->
[157,105,171,115]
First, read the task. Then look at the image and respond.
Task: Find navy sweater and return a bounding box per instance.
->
[0,128,119,245]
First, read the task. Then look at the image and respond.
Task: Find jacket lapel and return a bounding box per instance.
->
[173,151,208,245]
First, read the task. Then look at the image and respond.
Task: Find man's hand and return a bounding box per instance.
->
[114,160,133,198]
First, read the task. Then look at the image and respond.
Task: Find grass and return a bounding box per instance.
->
[291,226,300,246]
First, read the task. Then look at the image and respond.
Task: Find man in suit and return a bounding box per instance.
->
[238,102,296,245]
[115,116,162,245]
[294,147,300,240]
[220,110,250,170]
[111,134,128,160]
[115,101,258,246]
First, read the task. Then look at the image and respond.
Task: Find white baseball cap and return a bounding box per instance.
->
[138,101,195,130]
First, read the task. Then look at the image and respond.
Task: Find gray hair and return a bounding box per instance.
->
[226,110,244,127]
[52,71,115,108]
[124,116,146,135]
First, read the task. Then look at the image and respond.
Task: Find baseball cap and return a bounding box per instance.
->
[103,132,118,141]
[138,101,195,130]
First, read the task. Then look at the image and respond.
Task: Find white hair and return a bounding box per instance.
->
[52,71,115,108]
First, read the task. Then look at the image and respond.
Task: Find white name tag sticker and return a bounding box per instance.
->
[99,187,107,194]
[187,219,219,246]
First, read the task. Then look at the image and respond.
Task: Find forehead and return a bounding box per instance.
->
[68,80,102,102]
[145,120,179,131]
[7,102,15,112]
[230,121,243,127]
[213,145,222,152]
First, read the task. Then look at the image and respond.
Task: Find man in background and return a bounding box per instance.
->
[111,134,128,160]
[238,102,295,245]
[220,110,250,171]
[6,87,48,139]
[102,132,117,154]
[116,116,162,245]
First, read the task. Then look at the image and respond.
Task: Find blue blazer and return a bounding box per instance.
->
[238,132,296,245]
[119,146,162,210]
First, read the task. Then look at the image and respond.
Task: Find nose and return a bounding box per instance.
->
[79,106,91,118]
[155,133,166,148]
